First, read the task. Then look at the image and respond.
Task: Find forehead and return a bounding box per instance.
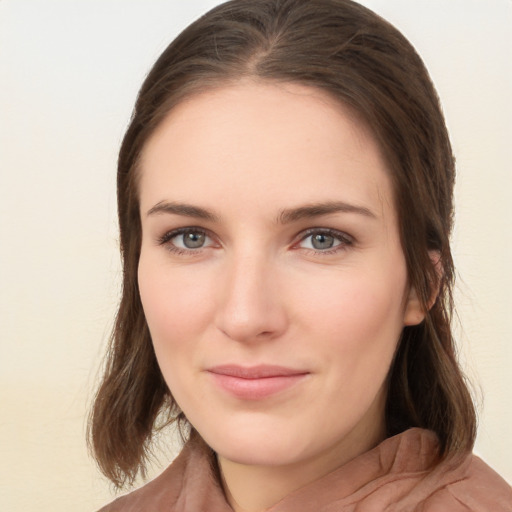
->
[138,81,395,222]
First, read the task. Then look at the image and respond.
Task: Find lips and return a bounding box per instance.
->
[206,365,309,400]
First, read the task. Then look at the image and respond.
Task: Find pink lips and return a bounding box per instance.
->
[206,365,309,400]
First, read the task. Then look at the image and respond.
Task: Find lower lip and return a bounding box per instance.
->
[208,373,308,400]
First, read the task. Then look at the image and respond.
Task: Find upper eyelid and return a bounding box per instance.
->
[157,226,213,245]
[295,227,353,241]
[155,226,353,248]
[159,226,210,237]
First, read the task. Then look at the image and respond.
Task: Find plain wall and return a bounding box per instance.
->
[1,1,510,510]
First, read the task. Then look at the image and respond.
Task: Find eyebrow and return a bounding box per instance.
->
[146,201,219,222]
[277,201,377,224]
[146,200,376,223]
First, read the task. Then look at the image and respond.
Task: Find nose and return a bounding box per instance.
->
[214,253,288,343]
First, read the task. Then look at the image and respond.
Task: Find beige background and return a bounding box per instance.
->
[1,1,510,510]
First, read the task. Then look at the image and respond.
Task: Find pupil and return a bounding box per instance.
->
[183,232,205,248]
[312,233,334,250]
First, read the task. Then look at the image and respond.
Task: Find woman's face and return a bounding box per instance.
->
[137,81,424,473]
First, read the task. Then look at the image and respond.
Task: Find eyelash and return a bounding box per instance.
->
[157,227,214,256]
[294,228,354,255]
[156,227,354,256]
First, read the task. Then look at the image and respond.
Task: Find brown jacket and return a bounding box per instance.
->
[99,428,512,511]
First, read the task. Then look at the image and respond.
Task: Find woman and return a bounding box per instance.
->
[90,0,512,510]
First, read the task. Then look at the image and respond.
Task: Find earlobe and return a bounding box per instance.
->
[403,286,426,326]
[403,251,442,326]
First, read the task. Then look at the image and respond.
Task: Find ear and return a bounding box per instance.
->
[403,251,442,326]
[403,286,425,326]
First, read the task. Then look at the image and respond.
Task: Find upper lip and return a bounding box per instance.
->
[206,365,309,379]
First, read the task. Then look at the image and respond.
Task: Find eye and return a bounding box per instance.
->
[175,230,207,249]
[158,227,215,252]
[297,229,353,252]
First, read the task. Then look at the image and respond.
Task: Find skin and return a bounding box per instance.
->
[137,81,425,512]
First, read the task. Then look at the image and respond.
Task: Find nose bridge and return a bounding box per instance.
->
[215,248,286,342]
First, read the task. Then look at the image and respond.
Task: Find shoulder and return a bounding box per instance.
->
[96,435,229,512]
[360,429,511,512]
[96,460,186,512]
[96,444,191,512]
[406,453,512,512]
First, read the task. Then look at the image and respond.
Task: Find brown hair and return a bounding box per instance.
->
[89,0,476,488]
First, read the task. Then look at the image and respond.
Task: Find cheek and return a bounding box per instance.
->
[137,259,218,411]
[137,258,215,357]
[292,266,407,382]
[296,269,406,336]
[297,272,407,426]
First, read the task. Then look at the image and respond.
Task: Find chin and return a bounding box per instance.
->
[197,420,307,467]
[216,439,303,467]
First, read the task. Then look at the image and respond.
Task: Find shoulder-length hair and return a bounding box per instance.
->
[89,0,476,488]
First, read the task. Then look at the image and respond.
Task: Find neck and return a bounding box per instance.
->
[217,421,386,512]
